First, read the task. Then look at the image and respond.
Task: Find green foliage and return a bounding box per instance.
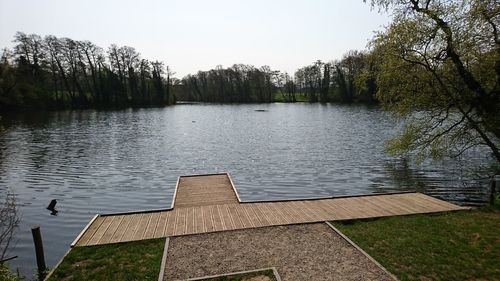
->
[47,238,164,281]
[333,209,500,280]
[181,53,379,104]
[368,0,500,164]
[0,60,21,109]
[294,53,378,104]
[0,33,174,111]
[0,264,20,281]
[494,192,500,208]
[273,92,308,102]
[181,65,276,103]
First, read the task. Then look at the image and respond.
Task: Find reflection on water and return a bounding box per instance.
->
[0,103,490,277]
[384,160,429,190]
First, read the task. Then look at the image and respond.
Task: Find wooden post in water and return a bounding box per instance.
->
[31,225,46,280]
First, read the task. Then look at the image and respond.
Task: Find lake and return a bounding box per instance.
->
[0,103,489,277]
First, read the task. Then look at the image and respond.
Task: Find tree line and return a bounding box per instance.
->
[1,32,382,109]
[180,65,275,103]
[0,32,175,110]
[178,50,378,104]
[294,50,377,103]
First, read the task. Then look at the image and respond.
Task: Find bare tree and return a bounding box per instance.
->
[13,32,44,76]
[0,192,20,261]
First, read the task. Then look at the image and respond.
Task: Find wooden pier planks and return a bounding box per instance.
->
[75,190,468,246]
[172,174,240,208]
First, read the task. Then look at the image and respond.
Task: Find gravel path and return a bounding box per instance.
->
[163,223,394,281]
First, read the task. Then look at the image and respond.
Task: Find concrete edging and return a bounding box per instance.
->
[325,221,399,281]
[185,267,282,281]
[157,237,170,281]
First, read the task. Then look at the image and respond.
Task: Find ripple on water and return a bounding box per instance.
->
[0,104,491,277]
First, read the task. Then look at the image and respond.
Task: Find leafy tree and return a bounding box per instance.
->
[336,50,371,103]
[273,71,296,102]
[0,49,19,109]
[294,54,377,103]
[180,64,276,103]
[0,33,173,110]
[366,0,499,176]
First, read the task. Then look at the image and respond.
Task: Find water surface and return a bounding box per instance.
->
[0,103,489,277]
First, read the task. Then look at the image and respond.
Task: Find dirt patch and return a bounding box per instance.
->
[163,223,394,281]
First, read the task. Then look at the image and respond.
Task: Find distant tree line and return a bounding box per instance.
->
[294,50,377,103]
[0,32,175,111]
[178,50,378,104]
[1,32,381,109]
[180,65,276,103]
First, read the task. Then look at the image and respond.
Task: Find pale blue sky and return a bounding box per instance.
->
[0,0,390,77]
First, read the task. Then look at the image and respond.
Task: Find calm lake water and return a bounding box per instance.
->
[0,103,490,277]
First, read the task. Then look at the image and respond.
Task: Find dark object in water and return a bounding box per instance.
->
[31,225,46,277]
[47,199,57,210]
[47,199,58,215]
[254,109,268,112]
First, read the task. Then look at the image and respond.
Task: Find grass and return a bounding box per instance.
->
[273,92,309,102]
[332,207,500,281]
[0,263,20,281]
[47,238,165,281]
[198,269,277,281]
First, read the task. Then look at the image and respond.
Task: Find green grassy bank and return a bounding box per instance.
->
[46,238,164,281]
[332,207,500,281]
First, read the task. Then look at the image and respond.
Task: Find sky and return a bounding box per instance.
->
[0,0,391,78]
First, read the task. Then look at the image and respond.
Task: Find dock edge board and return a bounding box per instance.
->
[70,214,100,247]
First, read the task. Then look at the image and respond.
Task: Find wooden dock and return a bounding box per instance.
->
[72,173,468,247]
[172,174,240,208]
